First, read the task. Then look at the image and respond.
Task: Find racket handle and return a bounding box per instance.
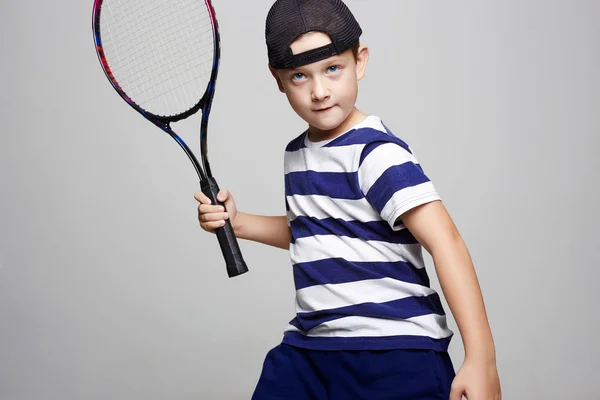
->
[201,177,249,278]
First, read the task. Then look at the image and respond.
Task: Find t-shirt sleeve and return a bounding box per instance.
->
[358,141,441,230]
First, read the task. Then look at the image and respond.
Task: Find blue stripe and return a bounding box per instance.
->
[366,163,431,213]
[358,140,413,166]
[291,293,445,332]
[293,258,430,290]
[283,332,452,351]
[285,171,362,199]
[291,216,418,244]
[285,131,308,151]
[289,318,302,330]
[323,127,409,149]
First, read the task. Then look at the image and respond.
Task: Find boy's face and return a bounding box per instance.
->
[270,32,368,135]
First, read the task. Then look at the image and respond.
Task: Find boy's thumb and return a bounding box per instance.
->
[217,189,230,203]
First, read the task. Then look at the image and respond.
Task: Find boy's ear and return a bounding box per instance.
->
[355,45,369,81]
[269,64,286,93]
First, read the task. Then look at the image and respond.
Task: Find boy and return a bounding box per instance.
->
[195,0,501,398]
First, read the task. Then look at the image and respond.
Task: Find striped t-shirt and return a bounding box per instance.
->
[282,115,453,351]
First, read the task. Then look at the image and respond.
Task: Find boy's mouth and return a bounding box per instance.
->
[314,106,335,113]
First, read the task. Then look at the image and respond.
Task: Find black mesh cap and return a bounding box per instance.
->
[265,0,362,69]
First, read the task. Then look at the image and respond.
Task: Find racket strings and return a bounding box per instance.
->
[134,4,203,112]
[122,41,212,92]
[118,34,214,94]
[111,9,210,65]
[103,0,208,58]
[140,58,214,105]
[100,0,215,117]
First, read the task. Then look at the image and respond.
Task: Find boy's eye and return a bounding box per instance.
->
[327,65,340,73]
[291,73,306,81]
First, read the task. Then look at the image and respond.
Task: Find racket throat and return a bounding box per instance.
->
[160,124,207,181]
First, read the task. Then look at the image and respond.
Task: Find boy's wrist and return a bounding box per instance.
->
[231,211,245,238]
[464,341,496,364]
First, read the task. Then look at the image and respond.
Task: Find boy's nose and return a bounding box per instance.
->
[311,78,330,102]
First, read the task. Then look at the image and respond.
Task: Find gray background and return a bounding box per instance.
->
[1,0,598,399]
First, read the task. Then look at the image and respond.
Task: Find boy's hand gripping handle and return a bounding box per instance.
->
[200,177,249,278]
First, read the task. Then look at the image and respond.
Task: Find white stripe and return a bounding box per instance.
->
[358,142,419,194]
[294,278,436,314]
[286,195,381,222]
[380,182,440,227]
[357,115,387,132]
[285,144,364,174]
[287,314,453,339]
[290,235,425,267]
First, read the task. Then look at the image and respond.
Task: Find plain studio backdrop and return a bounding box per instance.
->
[1,0,598,399]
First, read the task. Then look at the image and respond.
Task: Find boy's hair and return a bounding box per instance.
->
[350,41,360,61]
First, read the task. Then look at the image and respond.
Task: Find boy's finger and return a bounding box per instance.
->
[194,191,211,204]
[449,385,464,400]
[202,220,226,231]
[198,204,225,214]
[199,212,229,223]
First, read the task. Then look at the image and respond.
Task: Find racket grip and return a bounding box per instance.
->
[201,177,249,278]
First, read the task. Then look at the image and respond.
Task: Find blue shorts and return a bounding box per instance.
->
[252,344,455,400]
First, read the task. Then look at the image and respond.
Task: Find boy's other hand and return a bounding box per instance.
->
[450,357,501,400]
[194,189,238,234]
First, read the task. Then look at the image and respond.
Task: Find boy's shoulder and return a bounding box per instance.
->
[285,116,412,154]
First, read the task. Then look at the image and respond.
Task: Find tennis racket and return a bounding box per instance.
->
[92,0,248,278]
